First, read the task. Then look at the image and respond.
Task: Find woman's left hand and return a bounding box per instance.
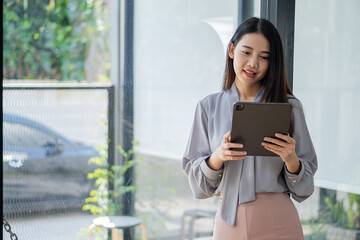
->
[261,133,301,174]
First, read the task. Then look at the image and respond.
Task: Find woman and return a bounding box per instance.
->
[182,17,317,239]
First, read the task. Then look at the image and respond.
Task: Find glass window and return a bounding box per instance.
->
[134,0,238,159]
[293,0,360,194]
[133,0,238,238]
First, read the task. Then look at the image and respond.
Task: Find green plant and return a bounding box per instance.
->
[82,142,140,216]
[3,0,109,81]
[80,143,177,240]
[347,193,360,229]
[302,217,326,239]
[77,142,140,240]
[324,193,360,230]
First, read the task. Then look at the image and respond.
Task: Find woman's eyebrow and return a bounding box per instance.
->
[241,45,270,54]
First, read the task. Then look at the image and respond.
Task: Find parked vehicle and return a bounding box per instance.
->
[3,113,99,216]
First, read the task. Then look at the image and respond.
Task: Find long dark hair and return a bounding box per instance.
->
[222,17,293,103]
[223,17,294,135]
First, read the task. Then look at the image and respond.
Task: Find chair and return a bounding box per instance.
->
[89,216,146,240]
[181,209,216,240]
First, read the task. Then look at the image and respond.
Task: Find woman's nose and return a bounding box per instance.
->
[247,57,258,68]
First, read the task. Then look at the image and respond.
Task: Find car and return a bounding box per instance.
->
[3,113,99,217]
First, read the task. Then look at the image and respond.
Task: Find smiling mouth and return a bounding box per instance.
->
[243,69,257,77]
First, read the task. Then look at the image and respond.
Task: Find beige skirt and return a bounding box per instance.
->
[213,192,304,240]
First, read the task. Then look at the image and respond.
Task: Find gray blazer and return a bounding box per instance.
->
[182,83,318,226]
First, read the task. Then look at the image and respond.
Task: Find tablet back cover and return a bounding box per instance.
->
[230,102,292,156]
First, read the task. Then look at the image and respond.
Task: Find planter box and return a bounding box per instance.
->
[325,225,360,240]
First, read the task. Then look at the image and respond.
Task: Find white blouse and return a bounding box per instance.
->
[182,83,318,227]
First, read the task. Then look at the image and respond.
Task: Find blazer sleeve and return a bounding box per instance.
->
[182,101,223,199]
[284,98,318,202]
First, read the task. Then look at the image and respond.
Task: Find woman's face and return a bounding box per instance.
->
[229,32,270,88]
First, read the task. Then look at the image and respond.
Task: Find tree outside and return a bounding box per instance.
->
[3,0,110,82]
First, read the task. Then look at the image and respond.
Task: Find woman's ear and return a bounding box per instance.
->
[228,43,235,59]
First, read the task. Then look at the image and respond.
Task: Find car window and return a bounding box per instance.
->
[3,122,58,148]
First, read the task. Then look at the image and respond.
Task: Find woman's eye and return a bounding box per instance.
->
[241,51,250,55]
[261,56,269,60]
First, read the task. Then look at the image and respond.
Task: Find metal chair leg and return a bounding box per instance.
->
[189,217,196,240]
[181,214,187,240]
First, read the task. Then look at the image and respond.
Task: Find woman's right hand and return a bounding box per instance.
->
[206,131,247,170]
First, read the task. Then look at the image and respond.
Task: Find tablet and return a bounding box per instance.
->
[230,102,292,156]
